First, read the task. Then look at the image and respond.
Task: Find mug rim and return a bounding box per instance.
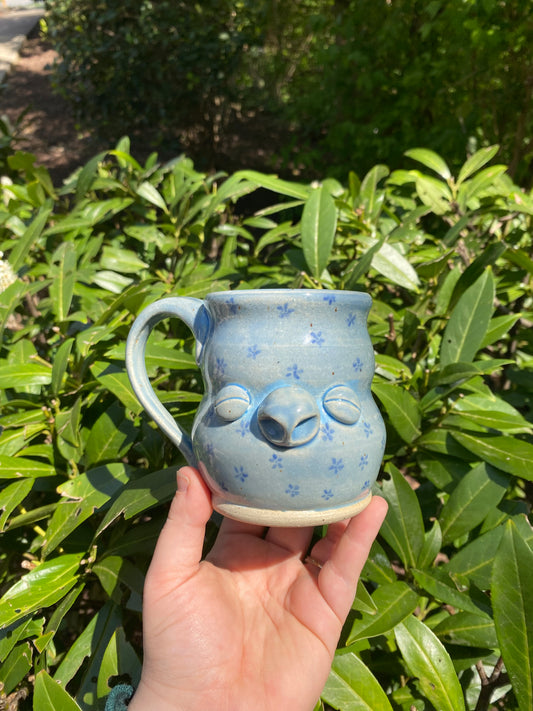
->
[205,288,371,301]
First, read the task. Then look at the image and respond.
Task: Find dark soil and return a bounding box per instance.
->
[0,28,300,185]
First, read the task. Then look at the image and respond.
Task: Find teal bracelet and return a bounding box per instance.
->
[104,684,134,710]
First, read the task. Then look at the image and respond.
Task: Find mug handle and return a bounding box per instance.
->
[125,296,210,465]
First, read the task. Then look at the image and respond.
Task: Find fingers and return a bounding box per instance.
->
[265,525,314,557]
[148,466,213,583]
[317,496,388,622]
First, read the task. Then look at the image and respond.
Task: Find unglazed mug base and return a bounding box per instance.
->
[212,490,373,527]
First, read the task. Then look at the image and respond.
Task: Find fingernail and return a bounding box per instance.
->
[177,471,190,493]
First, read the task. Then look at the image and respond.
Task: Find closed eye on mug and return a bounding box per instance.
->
[214,384,251,421]
[323,385,361,425]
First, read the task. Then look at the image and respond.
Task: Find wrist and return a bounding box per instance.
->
[127,680,186,711]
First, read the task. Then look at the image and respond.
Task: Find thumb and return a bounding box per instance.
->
[147,466,213,584]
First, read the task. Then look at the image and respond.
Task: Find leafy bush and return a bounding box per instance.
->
[0,137,532,710]
[42,0,262,152]
[42,1,533,185]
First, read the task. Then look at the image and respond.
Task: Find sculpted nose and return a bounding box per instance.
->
[258,386,319,447]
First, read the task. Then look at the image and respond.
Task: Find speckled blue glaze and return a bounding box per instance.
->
[126,290,386,526]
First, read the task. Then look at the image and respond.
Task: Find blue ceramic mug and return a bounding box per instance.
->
[126,289,386,526]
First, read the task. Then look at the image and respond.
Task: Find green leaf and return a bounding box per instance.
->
[97,627,142,699]
[0,455,56,480]
[0,364,52,388]
[93,556,144,610]
[347,582,419,643]
[0,554,83,629]
[395,615,466,711]
[8,202,53,271]
[492,520,533,711]
[414,174,452,214]
[0,641,32,695]
[439,463,508,544]
[235,170,309,199]
[458,165,508,210]
[440,268,495,366]
[43,464,131,556]
[301,185,337,280]
[54,602,122,689]
[134,181,169,212]
[412,568,490,617]
[96,466,178,535]
[50,242,77,322]
[450,431,533,481]
[0,479,32,531]
[359,164,389,220]
[457,145,500,185]
[372,382,421,443]
[90,361,142,413]
[379,465,425,569]
[450,394,531,434]
[368,240,420,291]
[417,519,442,568]
[322,652,394,710]
[84,401,137,469]
[444,525,505,591]
[433,611,498,649]
[34,670,83,710]
[100,246,148,273]
[51,338,74,396]
[405,148,451,179]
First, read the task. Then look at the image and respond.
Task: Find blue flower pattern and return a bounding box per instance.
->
[247,344,261,359]
[353,357,363,372]
[322,489,334,501]
[329,458,344,474]
[285,484,300,497]
[310,331,324,346]
[234,466,248,483]
[323,294,336,305]
[346,313,356,327]
[278,303,295,318]
[237,420,250,437]
[215,357,227,378]
[286,364,303,379]
[270,453,283,469]
[359,453,369,469]
[320,422,335,441]
[363,422,373,438]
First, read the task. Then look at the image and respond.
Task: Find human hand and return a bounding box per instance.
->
[128,466,388,711]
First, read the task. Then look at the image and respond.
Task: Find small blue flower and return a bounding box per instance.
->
[323,294,336,305]
[322,488,334,501]
[286,364,303,380]
[363,422,373,438]
[353,357,363,372]
[237,420,250,437]
[285,483,300,497]
[320,422,335,441]
[329,458,344,474]
[359,453,369,469]
[226,297,239,315]
[247,344,261,359]
[277,303,295,318]
[215,357,227,377]
[346,313,356,327]
[269,453,283,469]
[310,331,325,346]
[362,479,370,490]
[234,466,248,483]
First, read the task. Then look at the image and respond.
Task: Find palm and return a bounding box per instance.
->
[130,468,387,711]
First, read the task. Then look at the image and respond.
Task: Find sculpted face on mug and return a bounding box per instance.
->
[213,381,361,448]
